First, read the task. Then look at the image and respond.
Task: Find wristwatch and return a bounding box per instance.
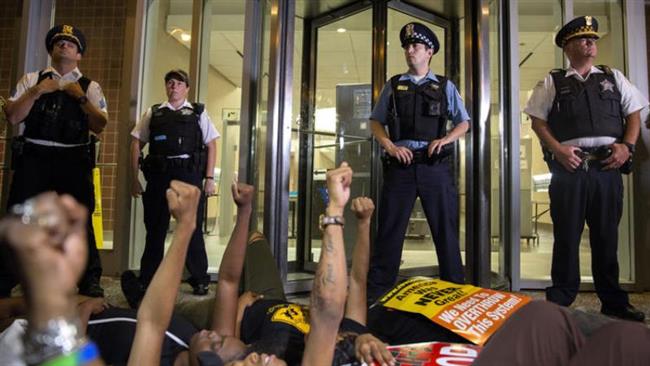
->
[77,95,88,105]
[622,141,635,154]
[319,214,345,231]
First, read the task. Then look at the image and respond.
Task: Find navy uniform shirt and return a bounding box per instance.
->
[370,70,470,150]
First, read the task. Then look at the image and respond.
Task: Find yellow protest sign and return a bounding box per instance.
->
[379,277,530,345]
[92,168,104,249]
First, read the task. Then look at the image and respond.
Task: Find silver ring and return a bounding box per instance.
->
[10,199,60,228]
[11,199,37,225]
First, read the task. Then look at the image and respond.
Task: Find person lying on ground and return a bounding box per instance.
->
[0,192,105,365]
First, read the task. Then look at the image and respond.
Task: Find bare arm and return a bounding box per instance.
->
[128,181,200,366]
[131,138,145,197]
[62,82,108,134]
[302,163,352,366]
[203,139,217,196]
[370,120,413,164]
[427,120,469,156]
[5,79,59,125]
[345,197,374,325]
[530,116,582,172]
[602,110,641,170]
[210,183,254,336]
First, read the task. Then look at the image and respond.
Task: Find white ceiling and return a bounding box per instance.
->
[163,0,614,109]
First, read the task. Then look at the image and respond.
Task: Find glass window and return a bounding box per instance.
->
[489,0,503,275]
[298,8,373,268]
[200,0,247,272]
[130,0,194,268]
[518,0,563,282]
[574,0,632,283]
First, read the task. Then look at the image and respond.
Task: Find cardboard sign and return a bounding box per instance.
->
[379,277,530,345]
[342,341,481,366]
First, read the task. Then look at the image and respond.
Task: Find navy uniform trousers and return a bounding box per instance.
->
[0,145,102,296]
[367,158,464,302]
[546,160,629,310]
[140,165,209,287]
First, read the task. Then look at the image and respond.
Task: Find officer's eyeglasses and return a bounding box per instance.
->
[576,37,597,45]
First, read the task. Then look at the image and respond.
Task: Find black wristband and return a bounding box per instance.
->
[204,176,214,180]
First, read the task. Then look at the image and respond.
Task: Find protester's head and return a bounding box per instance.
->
[45,25,86,64]
[164,69,191,103]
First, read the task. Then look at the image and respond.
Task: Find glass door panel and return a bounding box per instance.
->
[300,8,373,269]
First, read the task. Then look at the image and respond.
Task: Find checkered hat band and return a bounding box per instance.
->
[406,32,433,49]
[562,29,598,46]
[52,33,82,48]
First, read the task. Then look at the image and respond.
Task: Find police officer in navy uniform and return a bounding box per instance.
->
[1,25,108,298]
[126,69,218,305]
[367,23,470,303]
[525,16,646,322]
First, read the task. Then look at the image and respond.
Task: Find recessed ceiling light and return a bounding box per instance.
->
[181,32,191,42]
[337,28,346,33]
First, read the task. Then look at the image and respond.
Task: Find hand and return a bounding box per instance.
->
[34,78,60,96]
[77,297,109,317]
[189,330,221,354]
[602,143,631,170]
[325,162,353,214]
[0,193,88,321]
[351,197,374,222]
[204,178,216,196]
[62,81,85,99]
[552,144,582,172]
[386,145,413,165]
[166,180,200,227]
[231,182,255,208]
[131,178,143,198]
[237,291,263,324]
[355,333,395,366]
[428,137,449,157]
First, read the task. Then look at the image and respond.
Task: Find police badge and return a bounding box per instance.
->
[600,79,614,93]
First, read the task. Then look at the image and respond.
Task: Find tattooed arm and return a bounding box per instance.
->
[302,163,352,366]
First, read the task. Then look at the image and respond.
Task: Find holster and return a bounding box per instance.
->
[10,136,26,170]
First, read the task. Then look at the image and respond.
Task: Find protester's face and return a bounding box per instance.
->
[165,78,189,103]
[226,352,287,366]
[403,42,433,69]
[565,36,597,60]
[51,39,81,62]
[189,331,247,362]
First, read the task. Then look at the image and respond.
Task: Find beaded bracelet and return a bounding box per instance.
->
[39,341,100,366]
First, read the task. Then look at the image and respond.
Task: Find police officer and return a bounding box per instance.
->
[367,23,470,303]
[1,24,108,298]
[525,16,646,322]
[128,69,218,303]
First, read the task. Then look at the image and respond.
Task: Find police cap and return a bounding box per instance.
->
[555,16,599,48]
[400,22,440,54]
[164,69,190,86]
[45,24,86,54]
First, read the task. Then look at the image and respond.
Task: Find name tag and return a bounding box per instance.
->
[153,135,167,141]
[397,85,409,91]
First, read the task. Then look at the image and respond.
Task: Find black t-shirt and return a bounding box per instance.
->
[367,304,468,345]
[86,306,198,366]
[240,299,307,366]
